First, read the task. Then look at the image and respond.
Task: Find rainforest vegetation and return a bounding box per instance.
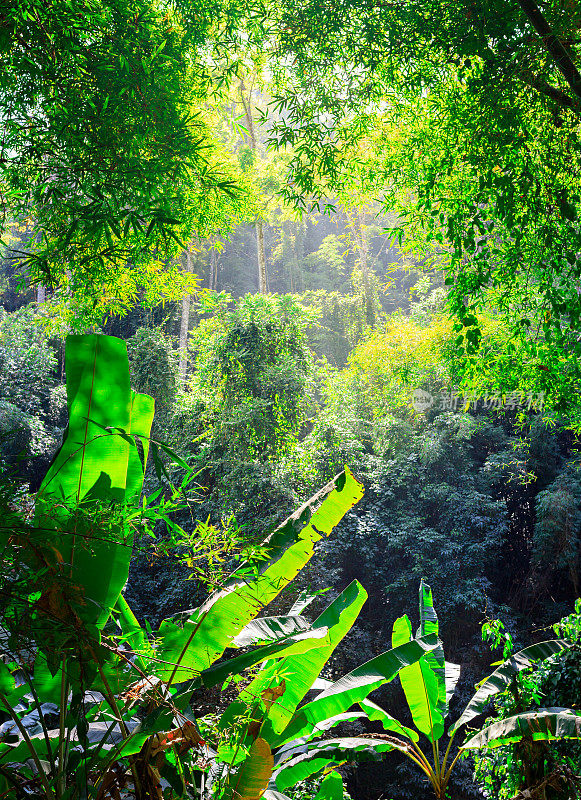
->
[1,0,581,798]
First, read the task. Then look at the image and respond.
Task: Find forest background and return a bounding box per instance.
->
[1,0,581,797]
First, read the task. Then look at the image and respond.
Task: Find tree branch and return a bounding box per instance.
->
[517,70,581,113]
[516,0,581,101]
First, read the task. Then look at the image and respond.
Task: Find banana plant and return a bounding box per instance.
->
[195,580,440,800]
[0,333,370,799]
[325,580,575,800]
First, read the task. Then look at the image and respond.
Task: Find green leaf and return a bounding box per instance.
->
[247,580,368,742]
[233,616,311,648]
[37,335,132,505]
[419,580,447,716]
[277,635,438,746]
[274,737,399,790]
[359,698,419,743]
[451,639,570,733]
[126,391,155,502]
[461,708,581,750]
[314,771,345,800]
[0,661,15,694]
[190,627,331,690]
[115,593,147,659]
[154,468,364,682]
[392,615,444,742]
[288,590,319,616]
[34,335,154,632]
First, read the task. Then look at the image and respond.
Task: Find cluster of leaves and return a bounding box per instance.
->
[0,307,65,484]
[1,330,445,800]
[0,0,256,325]
[240,0,581,428]
[164,293,316,528]
[474,605,581,799]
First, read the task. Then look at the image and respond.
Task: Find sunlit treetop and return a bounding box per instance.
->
[237,0,581,428]
[0,0,257,323]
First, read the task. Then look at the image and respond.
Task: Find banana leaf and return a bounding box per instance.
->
[224,737,274,800]
[359,698,419,742]
[276,635,438,746]
[242,579,368,742]
[418,580,447,717]
[273,713,367,766]
[461,707,581,749]
[233,615,311,647]
[190,626,331,690]
[0,661,14,694]
[445,661,461,707]
[33,335,154,633]
[288,590,318,616]
[154,468,364,682]
[273,737,401,791]
[392,615,444,742]
[314,771,345,800]
[451,639,570,734]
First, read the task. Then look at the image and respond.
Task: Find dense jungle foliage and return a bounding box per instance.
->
[1,0,581,798]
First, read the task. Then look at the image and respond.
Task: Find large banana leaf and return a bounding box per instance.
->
[314,771,345,800]
[192,627,331,690]
[276,635,438,746]
[233,615,311,647]
[224,737,274,800]
[461,707,581,750]
[241,580,368,742]
[451,639,570,734]
[418,580,447,717]
[392,615,444,742]
[33,335,154,633]
[154,468,364,682]
[273,737,402,791]
[37,335,132,504]
[359,698,419,743]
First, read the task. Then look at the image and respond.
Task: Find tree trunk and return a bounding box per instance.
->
[178,247,192,385]
[209,243,218,291]
[357,210,375,326]
[256,220,267,293]
[240,77,268,293]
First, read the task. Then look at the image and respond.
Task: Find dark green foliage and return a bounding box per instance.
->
[534,464,581,598]
[312,413,510,645]
[205,294,313,460]
[127,326,178,420]
[0,307,64,484]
